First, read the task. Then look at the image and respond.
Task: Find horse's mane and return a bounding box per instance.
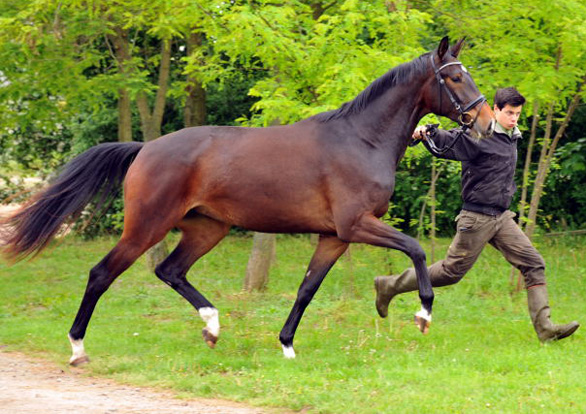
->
[313,52,431,123]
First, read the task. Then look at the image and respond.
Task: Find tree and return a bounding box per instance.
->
[433,0,586,288]
[0,1,206,266]
[435,0,586,230]
[244,232,276,291]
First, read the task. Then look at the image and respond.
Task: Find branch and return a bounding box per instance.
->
[518,100,539,229]
[544,76,585,172]
[195,3,229,31]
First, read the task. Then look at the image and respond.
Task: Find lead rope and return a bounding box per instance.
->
[409,123,469,156]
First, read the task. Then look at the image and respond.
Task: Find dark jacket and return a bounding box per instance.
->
[422,124,521,215]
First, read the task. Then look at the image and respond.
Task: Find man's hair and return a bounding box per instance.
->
[494,87,526,110]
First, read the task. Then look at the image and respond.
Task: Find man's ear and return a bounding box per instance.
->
[437,36,450,60]
[450,37,466,58]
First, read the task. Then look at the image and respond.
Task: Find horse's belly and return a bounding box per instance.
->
[195,198,336,235]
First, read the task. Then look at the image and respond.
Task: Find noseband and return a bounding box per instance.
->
[430,55,486,129]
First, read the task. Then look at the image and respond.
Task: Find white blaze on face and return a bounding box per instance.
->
[68,334,87,363]
[199,307,220,337]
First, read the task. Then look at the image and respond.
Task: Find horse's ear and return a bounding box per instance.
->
[450,37,466,58]
[437,36,450,60]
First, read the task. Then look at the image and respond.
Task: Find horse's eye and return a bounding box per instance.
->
[451,76,463,83]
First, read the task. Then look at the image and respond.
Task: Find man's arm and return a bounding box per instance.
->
[412,125,479,161]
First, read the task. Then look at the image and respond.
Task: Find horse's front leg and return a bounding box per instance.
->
[340,214,434,334]
[279,235,349,358]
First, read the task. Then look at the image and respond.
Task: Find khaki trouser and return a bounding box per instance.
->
[401,210,546,288]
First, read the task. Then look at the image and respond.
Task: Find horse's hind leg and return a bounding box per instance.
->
[68,237,155,366]
[279,235,348,358]
[154,215,230,348]
[340,214,434,334]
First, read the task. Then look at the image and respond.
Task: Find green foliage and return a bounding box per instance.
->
[392,154,462,236]
[192,0,431,126]
[1,235,586,413]
[71,196,126,239]
[541,137,586,229]
[433,0,586,105]
[1,0,586,237]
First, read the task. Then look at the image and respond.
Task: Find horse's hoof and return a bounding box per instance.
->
[414,308,432,335]
[202,328,218,348]
[414,314,431,335]
[69,355,90,367]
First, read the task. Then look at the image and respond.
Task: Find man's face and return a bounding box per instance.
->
[494,104,522,130]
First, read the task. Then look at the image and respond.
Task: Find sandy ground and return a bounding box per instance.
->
[0,350,277,414]
[0,204,285,414]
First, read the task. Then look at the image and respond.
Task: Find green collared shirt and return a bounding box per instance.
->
[494,122,521,138]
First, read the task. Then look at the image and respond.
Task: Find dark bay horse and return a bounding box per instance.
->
[1,37,494,363]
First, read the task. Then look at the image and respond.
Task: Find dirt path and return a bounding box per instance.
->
[0,350,277,414]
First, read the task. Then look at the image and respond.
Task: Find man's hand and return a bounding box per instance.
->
[412,125,428,141]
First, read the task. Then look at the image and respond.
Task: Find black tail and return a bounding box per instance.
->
[1,142,144,261]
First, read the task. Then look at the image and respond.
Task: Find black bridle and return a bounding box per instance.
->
[430,54,487,128]
[409,55,488,154]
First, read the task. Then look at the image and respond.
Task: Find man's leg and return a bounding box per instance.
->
[490,211,579,341]
[375,210,493,318]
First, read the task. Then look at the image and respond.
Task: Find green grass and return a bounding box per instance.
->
[1,233,585,413]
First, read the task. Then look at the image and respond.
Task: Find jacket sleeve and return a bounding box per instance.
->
[422,126,479,161]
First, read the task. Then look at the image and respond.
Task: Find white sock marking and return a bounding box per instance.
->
[415,307,432,322]
[199,307,220,337]
[68,334,87,363]
[282,344,296,359]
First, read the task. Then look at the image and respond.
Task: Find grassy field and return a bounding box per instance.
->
[1,233,585,413]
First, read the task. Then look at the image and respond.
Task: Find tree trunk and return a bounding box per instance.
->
[136,39,172,142]
[145,240,169,271]
[416,160,442,246]
[117,88,133,142]
[310,233,319,245]
[524,101,555,240]
[429,159,438,262]
[184,31,206,128]
[342,246,357,298]
[518,100,540,229]
[135,39,174,268]
[108,27,133,142]
[244,232,276,291]
[525,84,583,240]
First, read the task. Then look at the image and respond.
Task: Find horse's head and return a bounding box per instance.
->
[424,37,495,139]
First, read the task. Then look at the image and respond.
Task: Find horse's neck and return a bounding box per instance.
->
[352,83,427,162]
